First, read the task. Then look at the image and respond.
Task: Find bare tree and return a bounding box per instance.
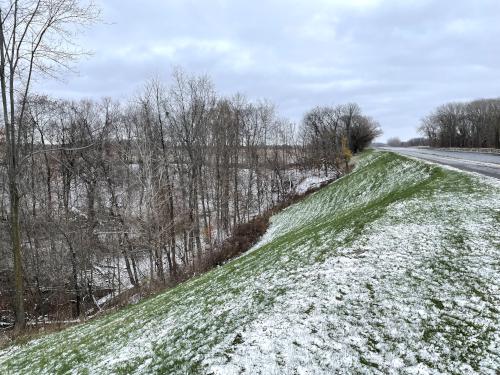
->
[341,103,361,151]
[387,137,402,147]
[0,0,98,330]
[350,116,382,153]
[301,103,378,175]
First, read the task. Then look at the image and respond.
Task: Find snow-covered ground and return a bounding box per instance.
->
[294,175,333,195]
[1,151,499,374]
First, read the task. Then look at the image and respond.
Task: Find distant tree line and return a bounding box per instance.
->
[0,70,380,329]
[387,137,428,147]
[419,98,500,148]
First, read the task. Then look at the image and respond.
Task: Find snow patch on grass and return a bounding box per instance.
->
[1,151,499,374]
[294,175,332,194]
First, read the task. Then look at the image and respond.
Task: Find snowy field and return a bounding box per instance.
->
[0,150,499,374]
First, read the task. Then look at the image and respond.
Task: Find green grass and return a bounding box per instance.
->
[1,150,499,374]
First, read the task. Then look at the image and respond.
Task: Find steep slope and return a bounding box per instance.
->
[1,151,499,374]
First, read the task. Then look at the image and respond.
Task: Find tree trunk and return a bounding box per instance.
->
[68,240,81,318]
[10,182,25,331]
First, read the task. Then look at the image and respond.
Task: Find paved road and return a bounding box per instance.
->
[381,147,500,179]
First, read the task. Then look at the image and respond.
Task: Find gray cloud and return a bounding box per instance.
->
[37,0,500,141]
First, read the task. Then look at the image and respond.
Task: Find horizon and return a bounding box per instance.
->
[35,0,500,142]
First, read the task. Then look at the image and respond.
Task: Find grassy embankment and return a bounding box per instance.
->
[1,150,499,374]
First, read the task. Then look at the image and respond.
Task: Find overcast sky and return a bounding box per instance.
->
[40,0,500,141]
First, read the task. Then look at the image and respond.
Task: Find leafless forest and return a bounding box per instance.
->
[0,68,380,329]
[419,98,500,148]
[0,0,380,332]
